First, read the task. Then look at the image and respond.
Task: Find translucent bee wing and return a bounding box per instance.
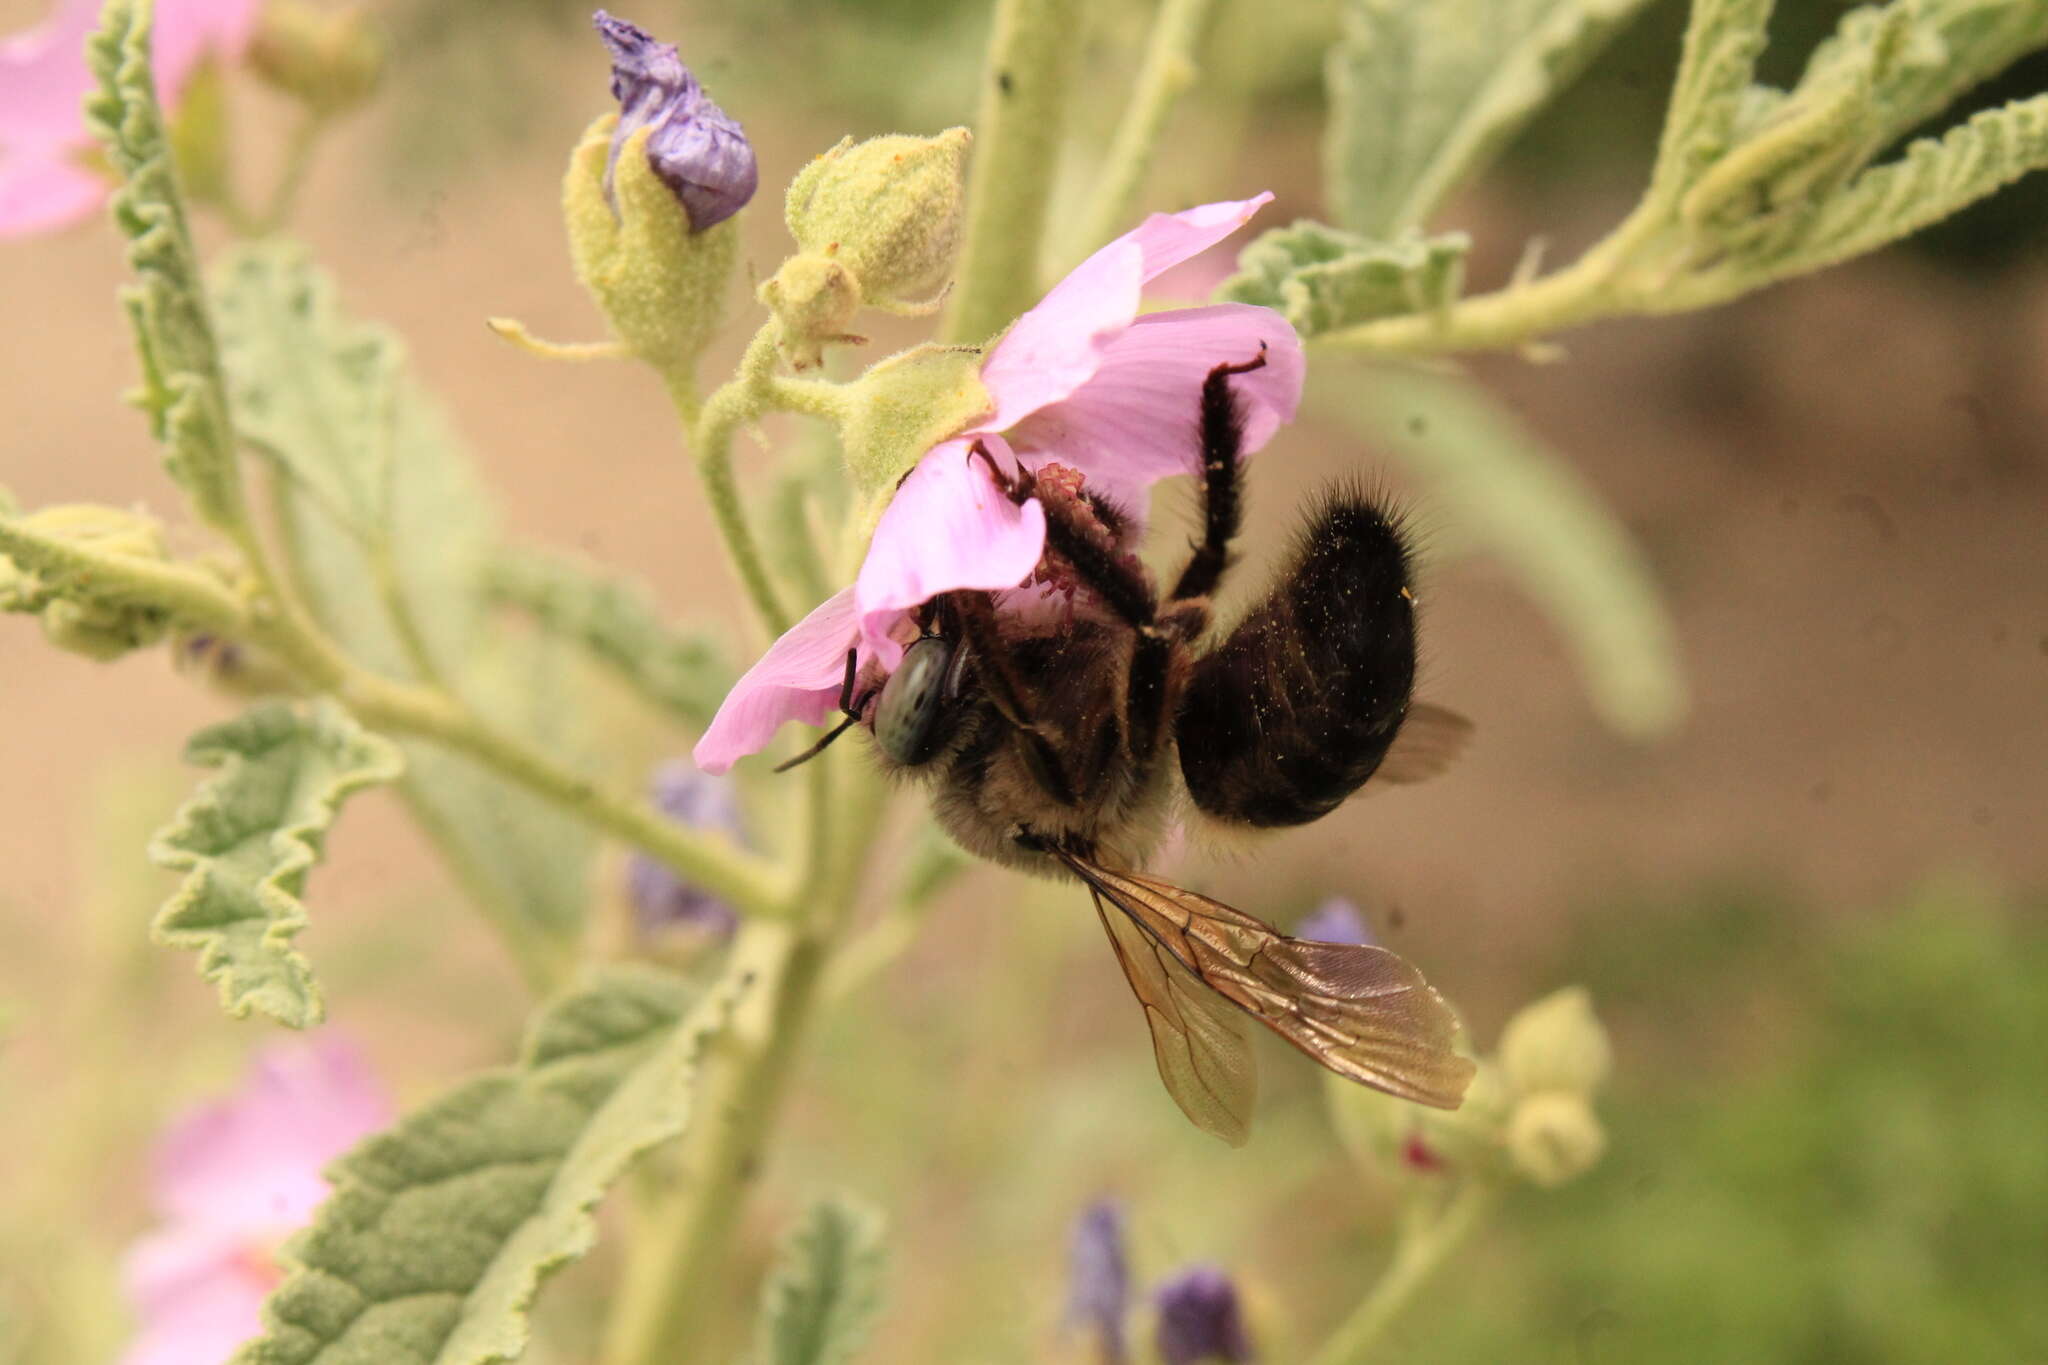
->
[1067,855,1474,1112]
[1090,890,1258,1146]
[1373,702,1473,785]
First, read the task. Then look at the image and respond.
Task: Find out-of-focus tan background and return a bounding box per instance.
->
[3,1,2046,1361]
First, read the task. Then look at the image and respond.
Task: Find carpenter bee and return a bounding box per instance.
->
[787,353,1476,1144]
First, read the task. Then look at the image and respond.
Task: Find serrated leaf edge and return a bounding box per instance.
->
[756,1195,889,1365]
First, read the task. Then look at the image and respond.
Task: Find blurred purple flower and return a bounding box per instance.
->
[591,10,755,231]
[120,1035,391,1365]
[1,0,261,237]
[1295,897,1374,946]
[1065,1199,1131,1363]
[1154,1264,1255,1365]
[694,195,1305,772]
[627,757,744,937]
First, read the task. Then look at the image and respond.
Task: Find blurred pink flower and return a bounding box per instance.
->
[120,1035,392,1365]
[694,194,1304,773]
[1,0,261,236]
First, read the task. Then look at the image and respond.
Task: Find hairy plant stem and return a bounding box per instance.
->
[1067,0,1218,269]
[942,0,1084,344]
[1304,1181,1498,1365]
[601,761,884,1365]
[684,327,794,636]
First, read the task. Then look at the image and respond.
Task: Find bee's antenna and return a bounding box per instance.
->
[773,711,862,772]
[774,648,866,773]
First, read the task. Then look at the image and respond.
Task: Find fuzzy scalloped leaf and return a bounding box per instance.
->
[150,702,404,1028]
[1333,367,1686,738]
[754,1196,889,1365]
[223,251,596,950]
[212,242,402,537]
[237,965,740,1365]
[1325,0,1656,237]
[484,545,734,730]
[1647,0,1774,207]
[85,0,245,531]
[1218,220,1469,338]
[1761,92,2048,283]
[1817,0,2048,151]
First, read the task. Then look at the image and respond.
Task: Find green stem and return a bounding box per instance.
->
[1067,0,1218,268]
[1316,205,1667,355]
[685,327,795,634]
[256,110,327,234]
[337,671,786,919]
[1304,1182,1499,1365]
[942,0,1085,343]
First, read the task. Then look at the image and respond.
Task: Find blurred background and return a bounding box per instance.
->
[2,0,2044,1361]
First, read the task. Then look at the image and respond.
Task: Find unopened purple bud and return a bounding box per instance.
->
[1065,1200,1130,1363]
[1295,897,1374,946]
[592,11,756,231]
[1155,1265,1255,1365]
[626,758,744,937]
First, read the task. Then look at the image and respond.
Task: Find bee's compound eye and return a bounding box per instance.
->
[874,636,957,766]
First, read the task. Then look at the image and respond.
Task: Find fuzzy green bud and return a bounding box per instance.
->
[1498,986,1612,1097]
[1506,1091,1607,1188]
[836,343,992,498]
[763,128,971,367]
[0,505,172,661]
[1327,1055,1513,1180]
[564,114,737,376]
[248,0,384,116]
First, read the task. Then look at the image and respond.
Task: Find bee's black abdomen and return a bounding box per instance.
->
[1176,489,1418,828]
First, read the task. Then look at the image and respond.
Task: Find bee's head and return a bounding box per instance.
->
[871,633,968,766]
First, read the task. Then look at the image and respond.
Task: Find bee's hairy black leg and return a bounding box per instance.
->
[1168,346,1266,608]
[967,440,1161,631]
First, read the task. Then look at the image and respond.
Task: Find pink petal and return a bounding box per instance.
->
[0,145,105,235]
[153,1036,390,1228]
[693,587,861,774]
[980,238,1143,430]
[0,0,100,143]
[1123,193,1273,283]
[1007,303,1304,506]
[853,435,1047,669]
[979,194,1275,431]
[119,1256,270,1365]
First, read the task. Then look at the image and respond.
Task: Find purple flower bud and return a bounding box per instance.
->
[1154,1264,1255,1365]
[626,758,744,937]
[1295,897,1374,946]
[1065,1199,1131,1363]
[591,11,756,231]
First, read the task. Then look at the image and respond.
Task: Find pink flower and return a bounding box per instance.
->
[1,0,261,237]
[119,1035,392,1365]
[694,194,1304,773]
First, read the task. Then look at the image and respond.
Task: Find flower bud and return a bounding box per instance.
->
[172,632,299,698]
[1326,1055,1511,1181]
[626,759,743,939]
[0,505,171,662]
[1506,1090,1607,1188]
[248,0,384,116]
[762,128,971,366]
[592,11,756,232]
[1153,1264,1254,1365]
[1064,1200,1130,1363]
[837,343,992,496]
[564,15,749,376]
[1498,986,1612,1097]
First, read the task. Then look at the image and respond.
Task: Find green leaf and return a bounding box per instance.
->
[85,0,246,532]
[1761,92,2048,282]
[1325,0,1656,237]
[1218,220,1469,339]
[237,965,742,1365]
[1332,367,1687,738]
[1646,0,1774,208]
[149,702,404,1028]
[484,545,734,730]
[1816,0,2048,151]
[212,241,403,537]
[218,247,596,955]
[754,1196,889,1365]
